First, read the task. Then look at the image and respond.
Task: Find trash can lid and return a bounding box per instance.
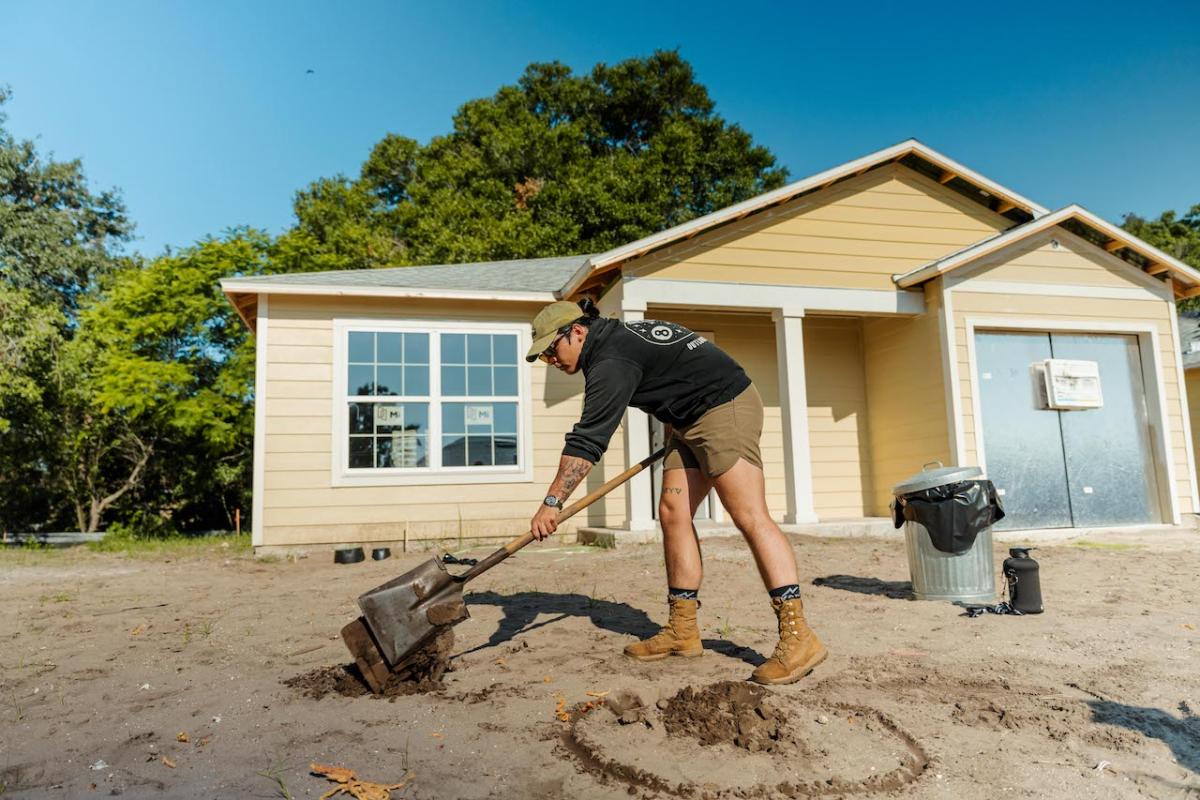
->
[892,461,983,495]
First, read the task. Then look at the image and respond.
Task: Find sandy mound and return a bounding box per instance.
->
[285,629,454,699]
[662,681,794,754]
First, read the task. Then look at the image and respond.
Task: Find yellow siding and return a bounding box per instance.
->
[1187,369,1200,488]
[659,311,874,520]
[862,283,951,515]
[950,287,1194,517]
[956,229,1160,288]
[624,163,1009,291]
[259,295,628,549]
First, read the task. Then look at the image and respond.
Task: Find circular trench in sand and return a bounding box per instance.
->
[561,681,930,798]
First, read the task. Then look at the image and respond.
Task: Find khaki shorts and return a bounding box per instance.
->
[663,384,764,477]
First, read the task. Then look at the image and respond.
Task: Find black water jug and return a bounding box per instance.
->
[1003,547,1043,614]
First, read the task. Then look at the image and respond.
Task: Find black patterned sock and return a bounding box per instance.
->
[768,584,802,600]
[667,587,699,601]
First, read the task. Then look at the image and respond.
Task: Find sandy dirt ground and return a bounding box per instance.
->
[2,531,1198,799]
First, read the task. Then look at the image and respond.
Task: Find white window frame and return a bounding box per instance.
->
[331,318,534,487]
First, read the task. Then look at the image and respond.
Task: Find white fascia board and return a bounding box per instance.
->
[218,280,556,303]
[622,277,925,316]
[561,138,1049,298]
[895,204,1200,289]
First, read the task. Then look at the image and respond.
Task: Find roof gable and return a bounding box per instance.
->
[561,138,1048,297]
[894,205,1200,298]
[615,163,1015,292]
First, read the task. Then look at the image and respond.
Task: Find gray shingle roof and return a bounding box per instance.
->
[224,254,592,294]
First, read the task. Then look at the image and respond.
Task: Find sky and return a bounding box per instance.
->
[2,0,1198,258]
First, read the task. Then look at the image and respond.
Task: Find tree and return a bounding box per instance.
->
[0,87,132,316]
[0,285,65,531]
[0,88,133,532]
[70,230,271,532]
[1123,205,1200,267]
[276,51,788,270]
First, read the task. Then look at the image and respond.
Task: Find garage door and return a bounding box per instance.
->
[974,331,1161,530]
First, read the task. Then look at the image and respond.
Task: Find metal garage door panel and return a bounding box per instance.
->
[975,332,1073,530]
[1050,333,1160,526]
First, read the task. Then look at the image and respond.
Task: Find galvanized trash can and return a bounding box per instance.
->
[891,463,1004,603]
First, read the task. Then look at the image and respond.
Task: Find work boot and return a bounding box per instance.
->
[623,598,703,661]
[750,597,827,685]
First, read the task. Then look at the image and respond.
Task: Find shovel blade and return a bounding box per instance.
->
[357,557,469,666]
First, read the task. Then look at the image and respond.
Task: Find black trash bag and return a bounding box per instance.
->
[891,480,1005,555]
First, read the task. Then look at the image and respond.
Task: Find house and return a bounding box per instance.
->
[221,140,1200,552]
[1179,311,1200,480]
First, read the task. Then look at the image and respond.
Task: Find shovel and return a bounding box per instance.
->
[342,447,665,692]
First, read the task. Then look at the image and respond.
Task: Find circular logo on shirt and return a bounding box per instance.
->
[651,325,673,341]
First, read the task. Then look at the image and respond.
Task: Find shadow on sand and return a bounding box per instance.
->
[811,574,913,600]
[1087,699,1200,774]
[463,590,764,666]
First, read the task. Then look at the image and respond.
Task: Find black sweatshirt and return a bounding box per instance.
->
[561,317,751,463]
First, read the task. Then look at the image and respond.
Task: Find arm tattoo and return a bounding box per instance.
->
[547,455,593,505]
[664,487,683,494]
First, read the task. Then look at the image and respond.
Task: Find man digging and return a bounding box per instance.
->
[527,299,828,685]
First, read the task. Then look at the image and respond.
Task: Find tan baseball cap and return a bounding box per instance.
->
[525,301,585,362]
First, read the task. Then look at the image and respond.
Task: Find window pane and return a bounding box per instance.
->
[467,436,493,466]
[349,437,374,468]
[493,402,517,434]
[467,334,491,364]
[467,366,492,395]
[377,333,403,363]
[349,331,374,363]
[493,366,517,396]
[404,333,429,363]
[442,435,466,467]
[493,334,517,364]
[495,436,518,465]
[443,333,465,364]
[441,365,466,396]
[376,366,402,396]
[404,403,429,433]
[405,366,429,396]
[348,403,372,434]
[442,403,465,434]
[348,365,374,396]
[382,433,426,468]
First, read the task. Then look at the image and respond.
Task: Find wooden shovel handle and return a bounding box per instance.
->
[455,448,666,583]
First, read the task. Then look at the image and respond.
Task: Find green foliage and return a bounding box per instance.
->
[0,87,132,316]
[276,50,788,269]
[71,230,271,531]
[1122,204,1200,310]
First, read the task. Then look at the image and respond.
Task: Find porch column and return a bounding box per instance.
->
[772,308,817,524]
[619,306,654,531]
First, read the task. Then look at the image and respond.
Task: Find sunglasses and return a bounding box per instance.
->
[537,330,570,364]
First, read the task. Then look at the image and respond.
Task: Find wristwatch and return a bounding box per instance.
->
[543,495,562,510]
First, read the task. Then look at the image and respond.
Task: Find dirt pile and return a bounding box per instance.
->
[285,629,454,699]
[565,681,930,797]
[662,681,791,754]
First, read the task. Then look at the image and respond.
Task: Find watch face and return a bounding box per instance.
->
[544,496,559,507]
